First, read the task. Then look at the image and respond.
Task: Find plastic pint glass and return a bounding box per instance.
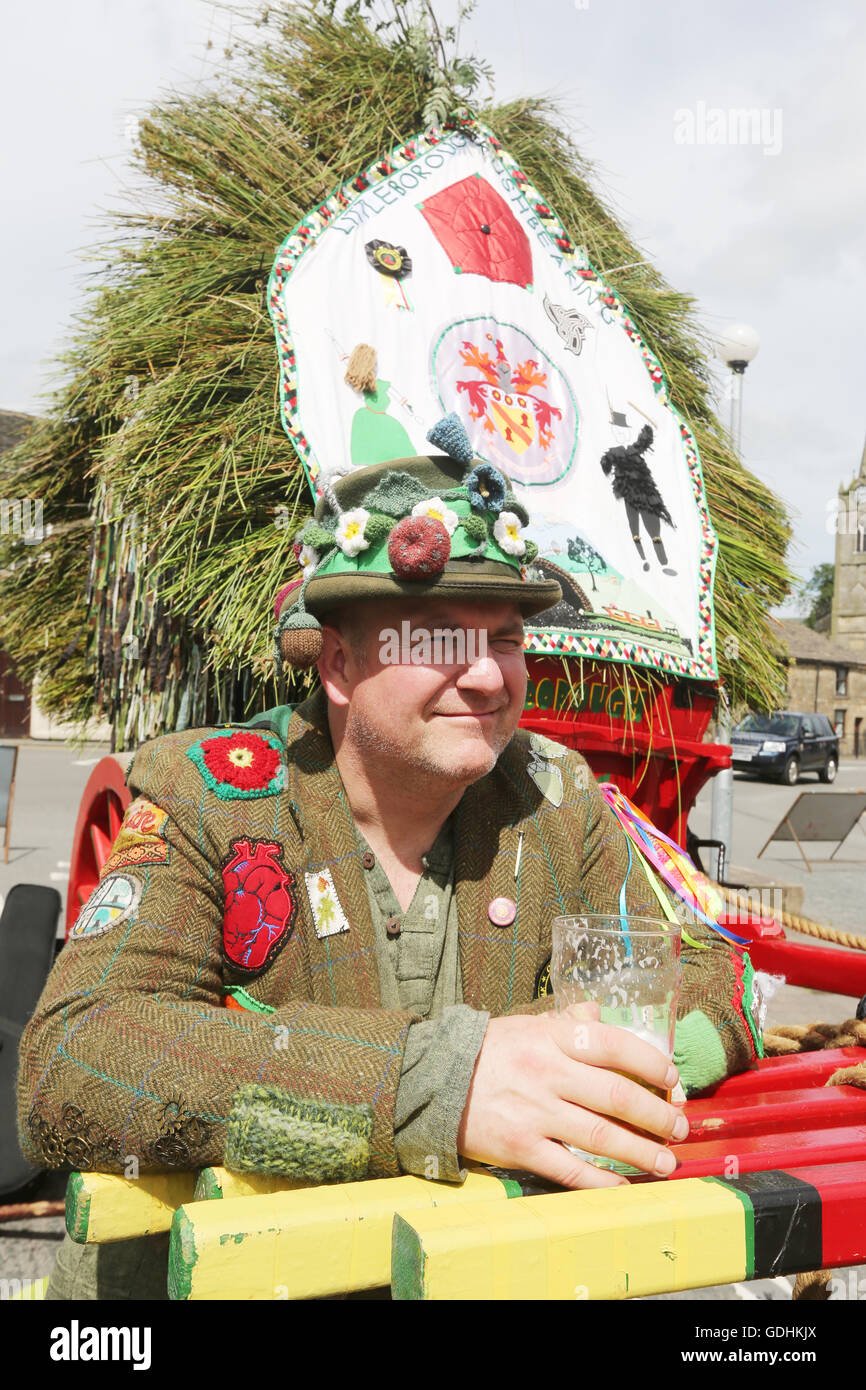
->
[551,914,682,1176]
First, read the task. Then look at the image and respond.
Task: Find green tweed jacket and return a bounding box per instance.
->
[18,688,758,1180]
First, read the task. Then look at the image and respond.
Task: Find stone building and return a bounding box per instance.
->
[830,437,866,655]
[779,620,866,758]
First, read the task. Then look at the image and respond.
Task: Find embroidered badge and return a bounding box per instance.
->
[69,873,143,941]
[221,839,297,973]
[527,732,567,807]
[534,957,552,999]
[186,730,286,800]
[100,796,170,878]
[305,868,350,939]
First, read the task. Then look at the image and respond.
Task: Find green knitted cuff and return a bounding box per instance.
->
[224,1085,373,1184]
[673,1009,728,1097]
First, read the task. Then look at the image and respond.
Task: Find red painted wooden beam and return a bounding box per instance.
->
[685,1084,865,1141]
[695,1046,863,1098]
[787,1160,866,1268]
[747,937,866,995]
[669,1122,866,1179]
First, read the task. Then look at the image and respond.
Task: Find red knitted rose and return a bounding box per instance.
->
[200,732,281,791]
[388,515,451,578]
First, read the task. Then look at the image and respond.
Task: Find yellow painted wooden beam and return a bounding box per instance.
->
[168,1169,521,1300]
[391,1177,751,1300]
[193,1167,307,1201]
[65,1171,198,1244]
[4,1276,49,1300]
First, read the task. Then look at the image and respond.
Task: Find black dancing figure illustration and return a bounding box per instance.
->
[600,424,676,575]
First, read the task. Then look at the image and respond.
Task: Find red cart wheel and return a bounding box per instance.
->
[65,755,132,938]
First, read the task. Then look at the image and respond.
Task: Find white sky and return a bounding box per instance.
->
[1,0,864,613]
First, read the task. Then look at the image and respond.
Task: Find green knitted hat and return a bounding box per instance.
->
[275,416,561,670]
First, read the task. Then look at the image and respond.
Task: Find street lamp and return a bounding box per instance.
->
[711,322,760,880]
[716,322,760,452]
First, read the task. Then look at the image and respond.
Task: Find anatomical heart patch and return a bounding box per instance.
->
[221,838,297,973]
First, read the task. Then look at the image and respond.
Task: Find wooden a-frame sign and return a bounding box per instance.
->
[758,790,866,872]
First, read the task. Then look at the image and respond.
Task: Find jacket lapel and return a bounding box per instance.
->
[283,690,381,1009]
[455,747,548,1015]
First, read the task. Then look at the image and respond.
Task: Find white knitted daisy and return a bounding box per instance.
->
[335,508,371,557]
[411,497,459,535]
[298,544,319,578]
[494,510,526,557]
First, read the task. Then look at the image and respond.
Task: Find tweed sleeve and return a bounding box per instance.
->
[567,755,760,1093]
[393,1007,490,1182]
[16,737,416,1180]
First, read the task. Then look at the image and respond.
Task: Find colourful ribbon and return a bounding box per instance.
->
[600,783,748,949]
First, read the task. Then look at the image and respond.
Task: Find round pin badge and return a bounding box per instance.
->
[487,896,517,928]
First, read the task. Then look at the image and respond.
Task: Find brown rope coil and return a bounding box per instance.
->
[719,885,866,952]
[792,1269,833,1300]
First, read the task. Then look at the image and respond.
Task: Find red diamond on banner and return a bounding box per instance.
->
[420,174,533,289]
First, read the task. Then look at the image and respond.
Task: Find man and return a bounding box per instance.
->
[18,444,760,1296]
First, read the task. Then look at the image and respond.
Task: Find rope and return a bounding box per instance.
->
[792,1269,832,1301]
[762,1018,866,1082]
[0,1200,65,1222]
[719,884,866,952]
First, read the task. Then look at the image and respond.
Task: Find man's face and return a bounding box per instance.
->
[322,597,527,784]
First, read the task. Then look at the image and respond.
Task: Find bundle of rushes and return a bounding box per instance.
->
[0,2,794,750]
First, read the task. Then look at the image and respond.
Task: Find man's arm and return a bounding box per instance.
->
[453,750,758,1185]
[573,759,760,1093]
[17,738,416,1180]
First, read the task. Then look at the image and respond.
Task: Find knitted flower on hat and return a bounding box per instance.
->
[494,510,527,557]
[271,414,559,670]
[388,514,451,577]
[466,462,507,515]
[297,544,319,577]
[335,508,371,556]
[411,497,459,535]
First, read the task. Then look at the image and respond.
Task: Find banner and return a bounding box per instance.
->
[268,116,718,681]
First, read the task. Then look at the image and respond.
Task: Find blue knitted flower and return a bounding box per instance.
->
[466,463,507,515]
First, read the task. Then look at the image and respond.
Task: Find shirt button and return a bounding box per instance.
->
[385,915,402,937]
[361,851,376,870]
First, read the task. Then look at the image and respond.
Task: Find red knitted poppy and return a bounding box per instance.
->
[200,732,281,791]
[388,515,451,578]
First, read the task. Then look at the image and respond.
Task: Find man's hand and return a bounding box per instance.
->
[456,1003,689,1188]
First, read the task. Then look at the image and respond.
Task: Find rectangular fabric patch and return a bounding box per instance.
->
[305,868,350,939]
[100,796,171,878]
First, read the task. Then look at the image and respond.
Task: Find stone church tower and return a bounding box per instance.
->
[830,437,866,655]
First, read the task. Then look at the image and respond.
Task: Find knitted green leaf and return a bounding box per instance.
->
[364,511,395,543]
[460,514,488,544]
[359,472,435,518]
[298,521,334,550]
